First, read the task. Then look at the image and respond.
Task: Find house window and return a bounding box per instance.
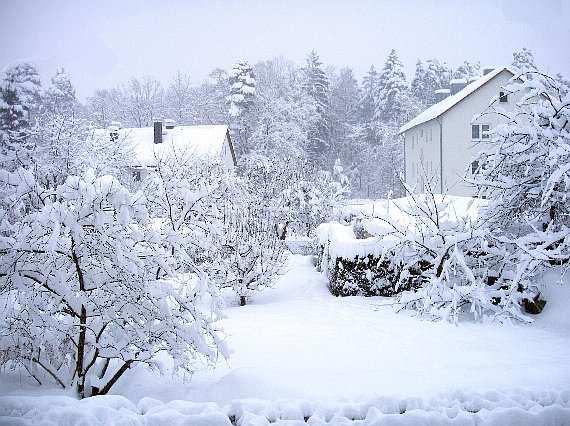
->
[133,170,141,182]
[471,124,491,141]
[471,124,480,140]
[471,160,480,174]
[499,91,508,103]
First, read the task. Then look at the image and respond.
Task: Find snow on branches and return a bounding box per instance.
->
[0,170,227,397]
[473,71,570,267]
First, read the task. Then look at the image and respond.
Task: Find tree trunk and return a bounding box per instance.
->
[239,295,246,306]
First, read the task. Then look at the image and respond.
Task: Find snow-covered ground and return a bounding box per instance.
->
[2,255,570,424]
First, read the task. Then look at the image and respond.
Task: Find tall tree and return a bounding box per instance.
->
[329,67,360,163]
[166,70,193,124]
[374,49,410,125]
[227,61,256,155]
[0,63,42,170]
[411,58,451,106]
[302,50,330,163]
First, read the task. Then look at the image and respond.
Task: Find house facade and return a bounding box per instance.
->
[399,67,518,196]
[93,122,237,181]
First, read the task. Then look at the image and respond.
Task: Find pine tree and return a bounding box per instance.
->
[411,60,427,105]
[303,50,330,162]
[227,61,256,156]
[411,58,451,106]
[329,67,360,163]
[0,63,42,169]
[227,61,256,118]
[374,49,410,125]
[512,47,538,73]
[43,67,76,114]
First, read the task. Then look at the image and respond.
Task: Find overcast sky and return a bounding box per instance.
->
[1,0,568,99]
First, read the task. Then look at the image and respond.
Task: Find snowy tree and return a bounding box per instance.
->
[411,58,451,106]
[213,199,286,306]
[358,65,379,142]
[0,170,227,398]
[166,70,194,124]
[329,67,360,165]
[511,47,538,73]
[124,77,164,127]
[0,63,42,170]
[43,68,76,114]
[227,61,256,156]
[228,61,256,118]
[302,50,330,162]
[452,61,481,80]
[374,49,411,125]
[410,60,428,106]
[32,68,89,189]
[474,70,570,267]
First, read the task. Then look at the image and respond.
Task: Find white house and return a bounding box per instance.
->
[399,67,518,196]
[93,121,237,181]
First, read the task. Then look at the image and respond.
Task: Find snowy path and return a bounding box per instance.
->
[115,255,570,405]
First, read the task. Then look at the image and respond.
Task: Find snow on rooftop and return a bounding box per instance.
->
[93,124,230,167]
[399,67,514,134]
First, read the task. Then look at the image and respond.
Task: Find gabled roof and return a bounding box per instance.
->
[399,67,515,134]
[93,124,235,167]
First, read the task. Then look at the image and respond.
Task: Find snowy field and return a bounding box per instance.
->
[2,255,570,424]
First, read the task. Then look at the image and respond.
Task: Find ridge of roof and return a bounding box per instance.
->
[399,67,515,134]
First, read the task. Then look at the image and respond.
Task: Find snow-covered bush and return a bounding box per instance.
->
[213,204,286,306]
[0,170,227,398]
[240,153,348,240]
[473,71,570,269]
[318,191,544,322]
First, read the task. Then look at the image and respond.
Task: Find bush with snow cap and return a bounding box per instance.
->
[0,169,227,398]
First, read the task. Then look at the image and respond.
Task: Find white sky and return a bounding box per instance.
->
[1,0,568,99]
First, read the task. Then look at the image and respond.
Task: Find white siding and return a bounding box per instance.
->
[405,70,519,196]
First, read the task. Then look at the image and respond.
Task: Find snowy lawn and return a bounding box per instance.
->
[2,254,570,424]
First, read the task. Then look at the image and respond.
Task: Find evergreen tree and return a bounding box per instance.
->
[227,61,256,118]
[411,60,427,106]
[358,65,379,141]
[43,67,76,114]
[302,50,330,162]
[329,67,360,163]
[0,63,42,169]
[411,58,451,106]
[227,61,256,156]
[374,49,410,125]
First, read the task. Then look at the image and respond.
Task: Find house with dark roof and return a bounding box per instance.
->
[399,67,517,196]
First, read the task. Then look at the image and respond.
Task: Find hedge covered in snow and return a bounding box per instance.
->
[317,194,548,322]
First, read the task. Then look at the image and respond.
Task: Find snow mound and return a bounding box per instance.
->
[2,390,569,425]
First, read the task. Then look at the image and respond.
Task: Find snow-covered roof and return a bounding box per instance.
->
[399,67,514,134]
[93,124,232,167]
